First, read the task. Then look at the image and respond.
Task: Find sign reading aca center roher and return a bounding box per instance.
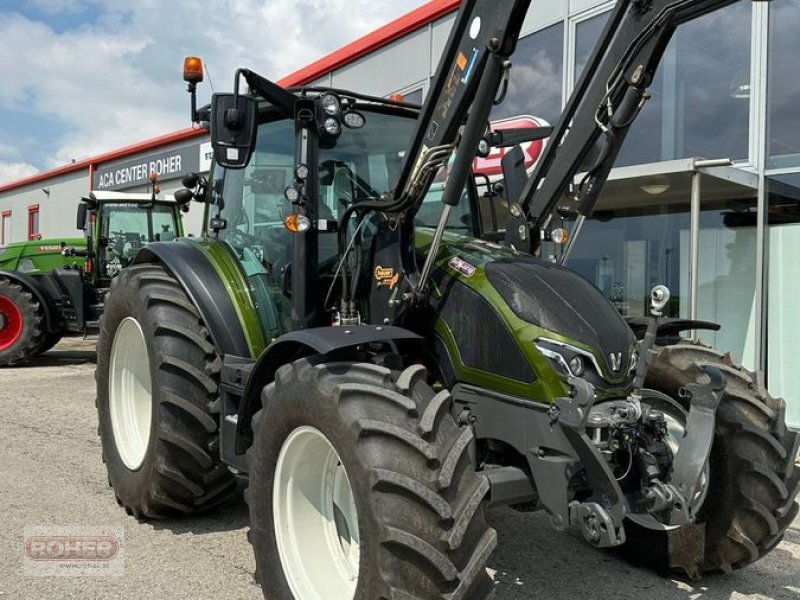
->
[93,144,201,191]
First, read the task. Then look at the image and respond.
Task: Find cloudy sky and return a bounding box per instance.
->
[0,0,428,184]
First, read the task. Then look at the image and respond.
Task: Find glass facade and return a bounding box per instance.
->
[491,23,564,127]
[766,174,800,428]
[766,1,800,428]
[491,0,797,426]
[767,0,800,169]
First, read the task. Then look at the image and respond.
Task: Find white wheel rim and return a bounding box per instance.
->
[273,426,360,600]
[109,317,153,471]
[627,390,711,531]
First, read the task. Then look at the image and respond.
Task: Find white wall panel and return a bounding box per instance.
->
[0,170,89,244]
[332,28,429,96]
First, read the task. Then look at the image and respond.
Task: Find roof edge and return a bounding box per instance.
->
[277,0,459,87]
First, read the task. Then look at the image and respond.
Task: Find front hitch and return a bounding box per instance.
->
[554,377,627,547]
[645,364,725,525]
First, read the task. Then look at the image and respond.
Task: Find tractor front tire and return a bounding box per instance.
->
[0,277,44,367]
[96,263,236,518]
[631,341,799,577]
[247,358,496,600]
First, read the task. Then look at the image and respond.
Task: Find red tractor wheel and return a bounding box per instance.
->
[0,294,23,351]
[0,278,45,366]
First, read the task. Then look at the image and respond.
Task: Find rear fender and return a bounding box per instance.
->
[132,242,250,358]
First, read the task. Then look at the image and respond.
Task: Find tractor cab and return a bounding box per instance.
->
[183,90,482,339]
[76,191,186,285]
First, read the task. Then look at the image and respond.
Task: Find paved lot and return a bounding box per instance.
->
[1,337,798,599]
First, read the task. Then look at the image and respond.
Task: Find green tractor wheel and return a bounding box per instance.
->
[96,263,236,518]
[0,277,45,366]
[626,341,799,578]
[247,358,496,600]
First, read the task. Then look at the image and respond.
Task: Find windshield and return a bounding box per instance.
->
[101,202,177,276]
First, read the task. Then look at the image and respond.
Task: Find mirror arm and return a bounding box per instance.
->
[188,81,199,123]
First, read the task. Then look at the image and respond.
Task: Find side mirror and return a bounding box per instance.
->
[76,203,88,230]
[210,93,258,169]
[182,172,200,189]
[174,188,194,206]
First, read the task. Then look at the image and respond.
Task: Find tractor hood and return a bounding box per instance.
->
[0,237,85,274]
[417,229,636,386]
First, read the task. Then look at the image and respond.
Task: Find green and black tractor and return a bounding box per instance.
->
[95,0,799,598]
[0,190,188,366]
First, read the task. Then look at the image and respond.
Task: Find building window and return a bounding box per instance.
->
[402,88,424,105]
[767,1,800,169]
[766,172,800,429]
[491,22,564,127]
[574,12,609,84]
[1,210,10,245]
[573,1,752,167]
[564,170,758,370]
[28,205,40,240]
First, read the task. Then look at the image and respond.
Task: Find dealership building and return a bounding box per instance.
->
[0,0,797,427]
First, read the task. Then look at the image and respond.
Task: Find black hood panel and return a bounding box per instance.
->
[485,257,635,378]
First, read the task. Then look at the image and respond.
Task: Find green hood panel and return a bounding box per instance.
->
[415,229,634,402]
[0,237,86,274]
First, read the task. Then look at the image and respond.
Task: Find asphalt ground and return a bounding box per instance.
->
[1,337,798,599]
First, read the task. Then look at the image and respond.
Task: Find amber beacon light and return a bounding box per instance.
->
[183,56,204,84]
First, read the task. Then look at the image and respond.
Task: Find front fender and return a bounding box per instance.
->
[234,325,422,453]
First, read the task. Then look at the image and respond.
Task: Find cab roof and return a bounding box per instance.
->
[83,191,177,204]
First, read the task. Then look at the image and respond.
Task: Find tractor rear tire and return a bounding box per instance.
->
[247,358,496,600]
[96,263,236,518]
[630,341,799,577]
[0,277,44,367]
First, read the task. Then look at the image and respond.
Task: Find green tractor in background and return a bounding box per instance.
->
[95,1,799,598]
[0,190,188,366]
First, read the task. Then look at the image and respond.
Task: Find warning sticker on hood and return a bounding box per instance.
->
[448,256,476,277]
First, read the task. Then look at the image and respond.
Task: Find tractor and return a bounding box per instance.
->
[95,0,799,598]
[0,190,188,366]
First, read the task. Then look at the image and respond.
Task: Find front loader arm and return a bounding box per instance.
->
[392,0,531,212]
[379,0,758,300]
[522,0,760,250]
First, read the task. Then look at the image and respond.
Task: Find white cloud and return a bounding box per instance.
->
[0,161,39,182]
[0,0,427,181]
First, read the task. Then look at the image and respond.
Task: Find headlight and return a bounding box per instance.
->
[323,117,341,136]
[284,186,300,203]
[568,355,585,376]
[535,338,600,379]
[342,110,365,129]
[320,93,340,116]
[294,163,310,181]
